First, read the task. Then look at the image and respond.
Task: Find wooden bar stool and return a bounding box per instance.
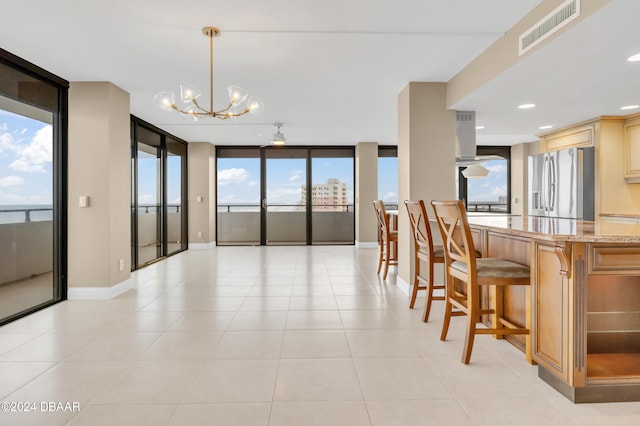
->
[431,200,530,364]
[404,200,445,322]
[373,200,398,280]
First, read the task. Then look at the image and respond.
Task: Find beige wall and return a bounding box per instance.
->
[510,141,541,215]
[68,82,131,289]
[447,0,612,107]
[398,82,456,286]
[355,142,378,244]
[188,142,216,245]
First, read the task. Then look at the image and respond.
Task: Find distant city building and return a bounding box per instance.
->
[302,178,349,212]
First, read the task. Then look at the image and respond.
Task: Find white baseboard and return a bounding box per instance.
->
[356,241,379,249]
[67,277,133,300]
[396,275,412,297]
[395,276,445,299]
[189,242,216,250]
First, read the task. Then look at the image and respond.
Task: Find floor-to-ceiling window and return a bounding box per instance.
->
[310,148,354,244]
[166,137,187,255]
[216,146,355,245]
[0,48,68,325]
[458,146,511,213]
[131,117,187,269]
[378,146,398,210]
[216,148,261,245]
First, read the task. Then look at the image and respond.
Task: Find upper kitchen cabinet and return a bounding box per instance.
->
[539,116,640,218]
[541,120,595,152]
[624,114,640,183]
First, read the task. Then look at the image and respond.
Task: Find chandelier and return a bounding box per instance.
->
[154,26,263,121]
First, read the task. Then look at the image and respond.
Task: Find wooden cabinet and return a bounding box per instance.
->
[624,115,640,183]
[531,241,571,383]
[467,216,640,403]
[540,122,595,152]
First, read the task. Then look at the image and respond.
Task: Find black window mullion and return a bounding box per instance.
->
[260,148,267,245]
[306,149,312,245]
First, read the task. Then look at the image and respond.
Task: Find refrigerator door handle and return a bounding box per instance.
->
[542,156,549,211]
[549,156,556,211]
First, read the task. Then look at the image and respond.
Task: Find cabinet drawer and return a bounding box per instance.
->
[590,244,640,274]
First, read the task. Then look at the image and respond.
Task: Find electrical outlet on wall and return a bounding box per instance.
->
[197,231,203,238]
[118,259,124,271]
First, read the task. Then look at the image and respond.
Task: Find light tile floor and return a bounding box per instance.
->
[0,246,639,425]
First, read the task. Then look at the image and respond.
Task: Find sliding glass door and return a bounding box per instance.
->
[216,146,354,245]
[166,137,187,255]
[131,118,187,269]
[310,149,354,244]
[265,148,307,245]
[216,148,261,245]
[0,48,68,325]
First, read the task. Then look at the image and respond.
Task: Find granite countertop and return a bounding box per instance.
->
[466,215,640,243]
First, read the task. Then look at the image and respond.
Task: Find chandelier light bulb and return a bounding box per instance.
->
[228,86,249,105]
[179,83,201,103]
[153,91,176,111]
[247,96,264,115]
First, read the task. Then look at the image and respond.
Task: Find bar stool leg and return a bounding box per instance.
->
[421,257,435,322]
[440,274,454,341]
[410,257,420,309]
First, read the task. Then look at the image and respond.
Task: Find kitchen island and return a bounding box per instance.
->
[466,215,640,403]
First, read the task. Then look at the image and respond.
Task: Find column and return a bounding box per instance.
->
[188,142,216,248]
[67,82,131,299]
[397,82,456,294]
[355,142,378,247]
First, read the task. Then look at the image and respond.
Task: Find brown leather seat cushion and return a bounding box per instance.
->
[451,258,530,279]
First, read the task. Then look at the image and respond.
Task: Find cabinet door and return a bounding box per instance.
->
[624,120,640,183]
[532,242,570,382]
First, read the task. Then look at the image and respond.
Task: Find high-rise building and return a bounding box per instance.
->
[302,178,348,212]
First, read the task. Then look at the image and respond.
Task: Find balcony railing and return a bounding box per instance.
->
[217,204,355,212]
[0,207,52,223]
[217,203,355,244]
[134,204,182,214]
[467,201,508,213]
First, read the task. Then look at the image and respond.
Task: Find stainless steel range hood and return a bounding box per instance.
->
[455,111,503,166]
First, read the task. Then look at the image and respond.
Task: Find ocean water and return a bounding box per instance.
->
[0,205,53,224]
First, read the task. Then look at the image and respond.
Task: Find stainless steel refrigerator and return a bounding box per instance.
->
[528,147,595,220]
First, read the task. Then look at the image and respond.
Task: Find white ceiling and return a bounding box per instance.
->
[2,1,636,147]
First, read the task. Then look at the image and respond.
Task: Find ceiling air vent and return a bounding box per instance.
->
[519,0,580,56]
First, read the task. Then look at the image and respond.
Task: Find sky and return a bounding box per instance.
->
[0,108,53,206]
[137,153,182,205]
[466,159,508,202]
[378,157,398,204]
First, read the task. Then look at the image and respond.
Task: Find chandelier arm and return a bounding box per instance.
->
[191,98,210,113]
[170,103,210,117]
[221,108,251,119]
[214,102,235,115]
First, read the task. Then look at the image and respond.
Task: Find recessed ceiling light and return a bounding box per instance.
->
[539,125,553,130]
[627,53,640,62]
[518,103,536,109]
[475,126,485,130]
[621,105,640,110]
